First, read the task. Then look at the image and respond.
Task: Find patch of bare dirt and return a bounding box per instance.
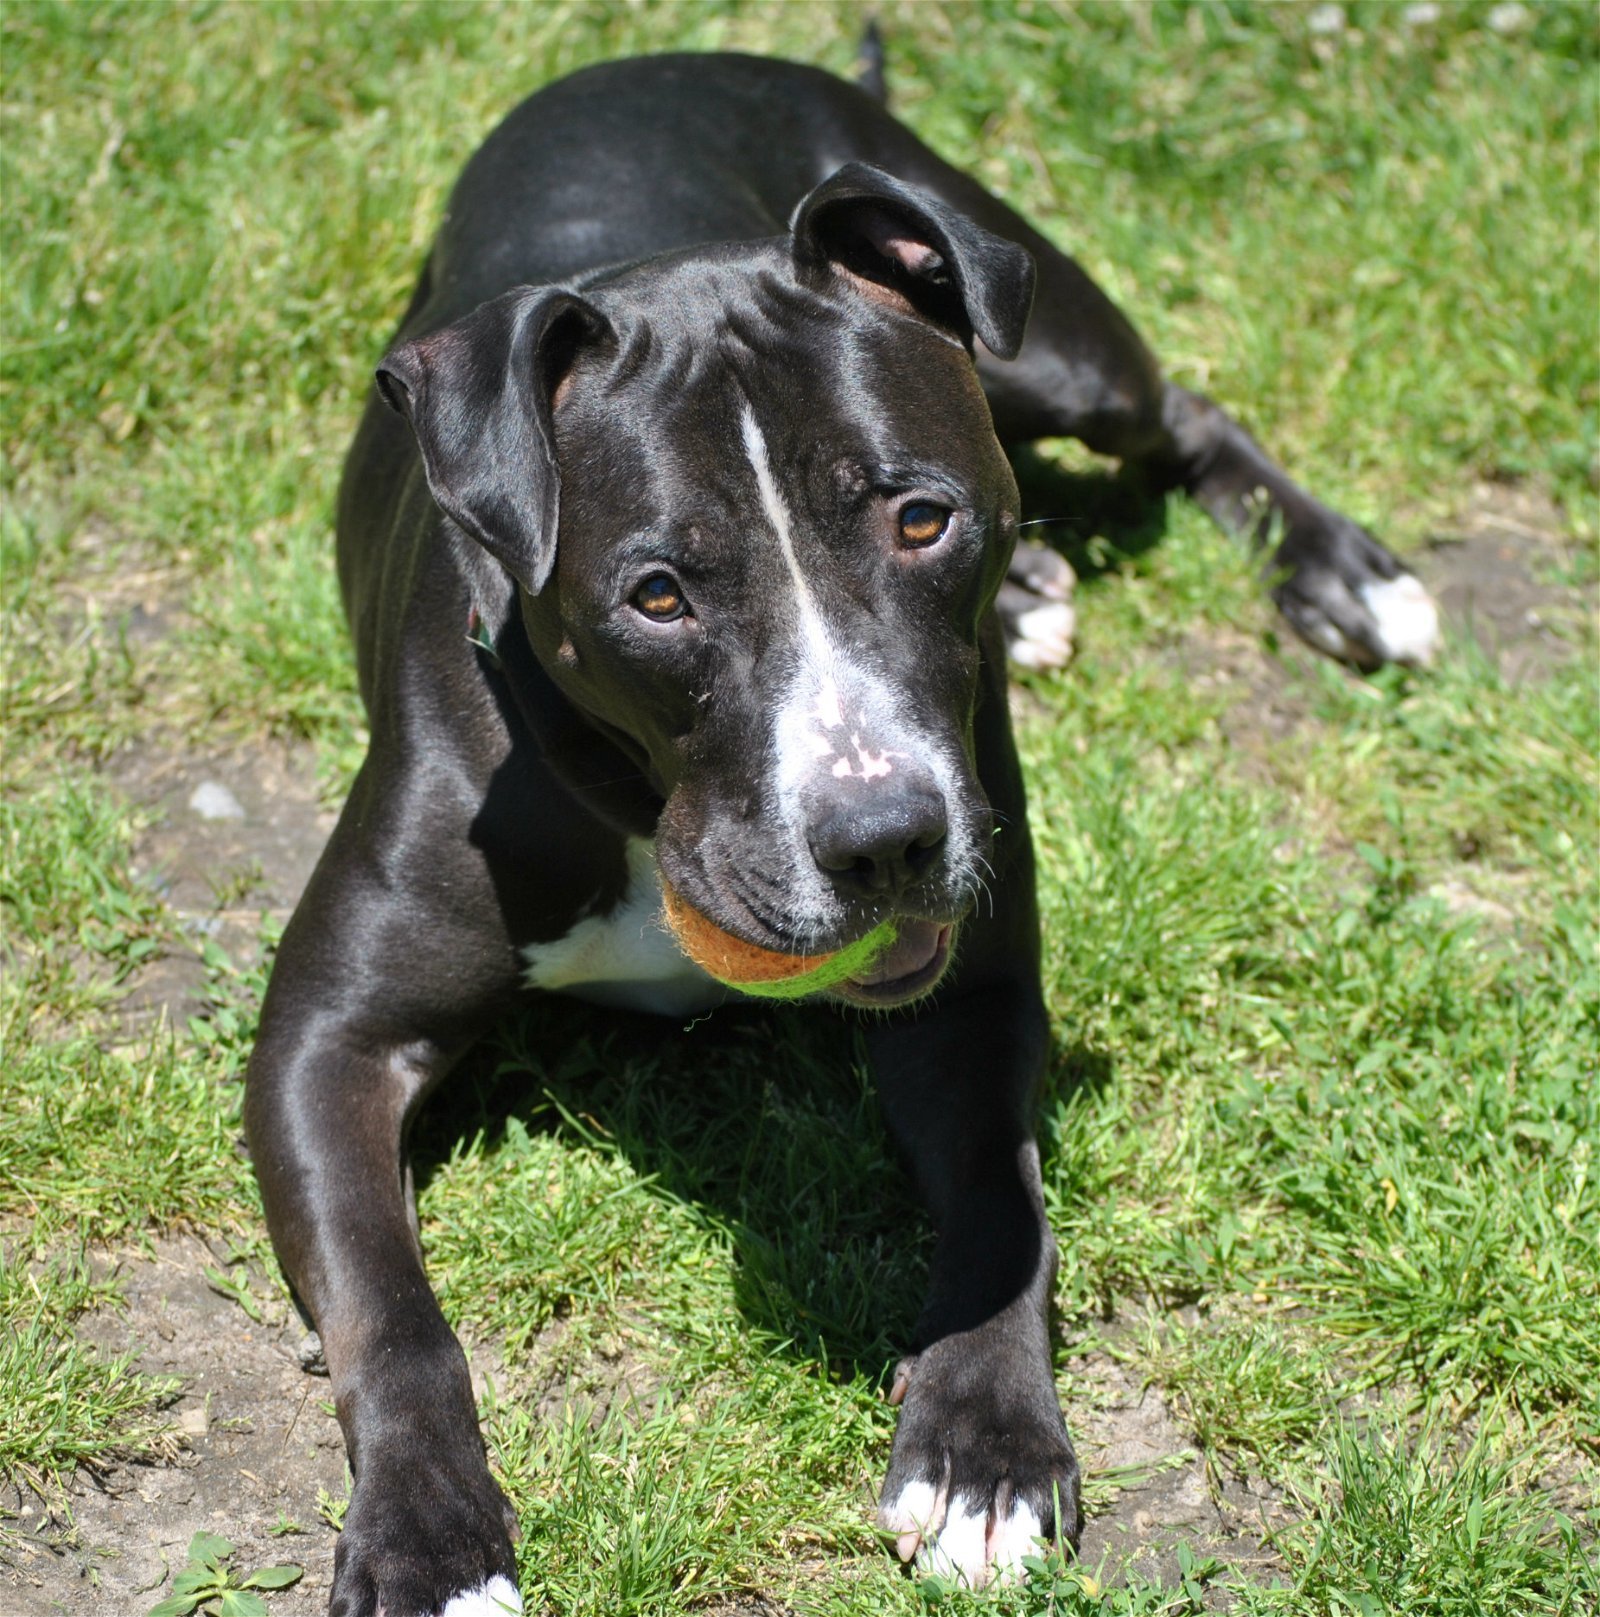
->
[103,735,337,1035]
[1427,481,1594,683]
[1074,1352,1287,1602]
[3,1237,345,1616]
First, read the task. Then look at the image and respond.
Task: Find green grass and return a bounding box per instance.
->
[2,1,1596,1612]
[1244,1421,1600,1617]
[0,1245,180,1485]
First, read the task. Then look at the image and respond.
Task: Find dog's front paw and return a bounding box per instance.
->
[876,1348,1081,1588]
[330,1451,520,1617]
[1271,517,1439,670]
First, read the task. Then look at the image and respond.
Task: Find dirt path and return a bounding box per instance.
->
[6,1238,346,1616]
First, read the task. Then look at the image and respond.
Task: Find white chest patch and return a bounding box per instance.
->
[521,839,728,1018]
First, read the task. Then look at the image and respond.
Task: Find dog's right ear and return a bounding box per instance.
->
[376,288,609,594]
[791,164,1035,360]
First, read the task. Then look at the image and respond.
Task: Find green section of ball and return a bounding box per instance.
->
[722,920,899,1000]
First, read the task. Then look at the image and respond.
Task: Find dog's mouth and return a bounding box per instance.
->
[830,919,955,1008]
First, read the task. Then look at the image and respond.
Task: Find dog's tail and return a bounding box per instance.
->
[855,19,888,104]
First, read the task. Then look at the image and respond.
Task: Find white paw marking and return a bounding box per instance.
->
[878,1476,945,1563]
[918,1494,992,1587]
[1009,601,1077,670]
[985,1496,1044,1583]
[881,1485,1045,1588]
[1360,572,1440,665]
[440,1575,523,1616]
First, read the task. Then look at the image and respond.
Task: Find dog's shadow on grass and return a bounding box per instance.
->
[1008,448,1171,583]
[411,996,1117,1389]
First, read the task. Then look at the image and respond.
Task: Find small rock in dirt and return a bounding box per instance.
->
[177,1404,209,1437]
[188,780,246,821]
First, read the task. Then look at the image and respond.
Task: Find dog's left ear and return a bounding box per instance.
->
[791,163,1035,360]
[376,287,609,593]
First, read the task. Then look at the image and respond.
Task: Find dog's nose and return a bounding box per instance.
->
[808,787,948,898]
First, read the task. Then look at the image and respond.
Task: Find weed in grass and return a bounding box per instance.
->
[314,1477,349,1534]
[203,1259,263,1323]
[145,1530,302,1617]
[1241,1421,1600,1617]
[0,1245,179,1485]
[1140,1317,1333,1480]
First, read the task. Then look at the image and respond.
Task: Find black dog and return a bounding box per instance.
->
[244,45,1438,1617]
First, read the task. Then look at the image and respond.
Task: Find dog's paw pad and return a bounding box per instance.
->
[1359,572,1439,665]
[440,1575,523,1616]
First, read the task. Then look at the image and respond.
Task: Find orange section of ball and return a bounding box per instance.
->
[661,881,834,984]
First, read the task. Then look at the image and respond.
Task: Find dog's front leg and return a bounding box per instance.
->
[866,982,1080,1588]
[244,807,524,1617]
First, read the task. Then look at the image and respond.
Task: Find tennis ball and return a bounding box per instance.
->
[661,881,898,999]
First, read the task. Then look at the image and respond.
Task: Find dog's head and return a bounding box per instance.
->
[377,166,1034,1006]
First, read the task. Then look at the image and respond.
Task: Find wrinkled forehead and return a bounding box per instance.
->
[561,251,1001,511]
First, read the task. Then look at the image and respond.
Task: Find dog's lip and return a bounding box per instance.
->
[832,920,955,1007]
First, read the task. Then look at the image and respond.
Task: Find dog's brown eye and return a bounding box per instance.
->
[898,502,951,548]
[632,573,687,621]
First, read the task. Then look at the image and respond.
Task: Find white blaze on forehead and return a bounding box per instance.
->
[739,402,834,676]
[737,399,974,904]
[813,676,844,732]
[741,401,902,790]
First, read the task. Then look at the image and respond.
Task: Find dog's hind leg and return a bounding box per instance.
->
[976,230,1438,669]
